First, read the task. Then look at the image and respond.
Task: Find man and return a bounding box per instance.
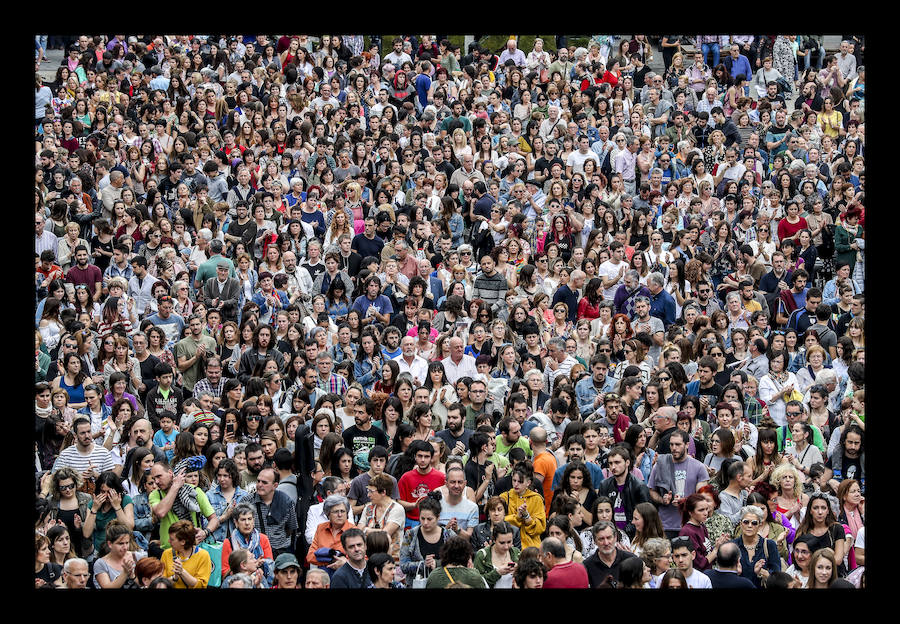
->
[495,417,530,460]
[397,440,446,524]
[111,417,166,473]
[472,254,508,314]
[192,357,225,408]
[526,427,559,514]
[651,405,679,455]
[837,39,857,81]
[576,354,616,419]
[712,148,745,193]
[598,241,628,302]
[394,336,428,386]
[237,323,285,385]
[542,537,589,588]
[710,106,741,147]
[464,379,499,429]
[52,417,115,477]
[775,270,810,328]
[648,430,709,537]
[243,467,299,557]
[565,134,601,179]
[613,270,651,320]
[667,535,713,588]
[645,87,673,139]
[686,356,723,413]
[314,351,349,397]
[195,238,235,285]
[746,338,770,380]
[615,135,640,194]
[351,275,392,328]
[449,153,485,190]
[596,445,651,539]
[174,314,218,396]
[828,424,864,488]
[144,295,185,346]
[61,558,91,589]
[99,170,125,221]
[149,459,219,549]
[434,403,473,458]
[551,439,604,490]
[539,105,565,142]
[127,256,159,319]
[438,466,479,538]
[553,269,584,325]
[633,294,666,361]
[342,398,389,467]
[239,443,266,492]
[584,520,637,588]
[439,99,473,135]
[197,261,241,323]
[544,338,579,396]
[35,213,59,257]
[143,362,184,423]
[441,337,477,385]
[65,246,103,302]
[706,542,756,588]
[786,286,822,335]
[330,528,372,589]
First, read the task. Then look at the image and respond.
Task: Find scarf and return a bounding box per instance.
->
[35,403,53,419]
[231,525,272,581]
[171,456,206,521]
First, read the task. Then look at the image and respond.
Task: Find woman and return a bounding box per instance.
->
[630,501,665,557]
[703,428,741,477]
[500,464,546,549]
[473,520,520,588]
[795,494,847,571]
[353,329,382,394]
[399,496,456,580]
[640,537,673,588]
[221,502,273,582]
[678,493,726,571]
[160,519,212,589]
[82,469,135,554]
[795,345,827,394]
[358,473,405,560]
[93,520,141,589]
[731,504,781,587]
[51,353,88,410]
[410,405,435,442]
[758,351,800,429]
[103,335,143,395]
[551,462,598,528]
[205,458,248,543]
[836,479,864,543]
[746,428,784,487]
[425,536,486,588]
[787,421,825,480]
[472,496,522,552]
[771,463,809,529]
[308,412,336,461]
[808,547,838,588]
[42,467,93,559]
[623,424,656,483]
[424,361,456,431]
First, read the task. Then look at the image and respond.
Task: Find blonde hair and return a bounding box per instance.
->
[770,463,803,498]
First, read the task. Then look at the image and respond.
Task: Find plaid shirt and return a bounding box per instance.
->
[745,396,764,426]
[317,372,348,396]
[192,377,225,401]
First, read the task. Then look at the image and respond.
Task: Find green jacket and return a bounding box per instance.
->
[834,224,862,272]
[473,544,521,587]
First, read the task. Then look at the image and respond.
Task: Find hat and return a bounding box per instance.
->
[192,411,218,427]
[274,553,301,571]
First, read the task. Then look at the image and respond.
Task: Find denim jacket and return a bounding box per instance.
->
[132,490,155,537]
[353,357,381,393]
[205,484,250,543]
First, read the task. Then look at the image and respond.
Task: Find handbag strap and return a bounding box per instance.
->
[443,566,454,584]
[255,501,267,536]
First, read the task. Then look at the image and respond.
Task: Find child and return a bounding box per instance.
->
[153,411,178,462]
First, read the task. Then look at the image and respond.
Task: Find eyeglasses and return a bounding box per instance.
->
[711,352,724,357]
[657,376,671,381]
[247,415,261,421]
[460,251,471,256]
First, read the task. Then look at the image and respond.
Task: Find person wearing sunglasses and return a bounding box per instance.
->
[731,504,782,587]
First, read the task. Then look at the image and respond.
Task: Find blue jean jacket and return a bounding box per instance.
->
[205,484,249,543]
[353,358,381,392]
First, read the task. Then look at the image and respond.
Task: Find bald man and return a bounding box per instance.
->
[441,336,477,384]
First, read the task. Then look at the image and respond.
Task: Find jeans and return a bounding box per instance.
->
[702,42,720,68]
[35,35,47,58]
[623,178,636,196]
[802,45,825,70]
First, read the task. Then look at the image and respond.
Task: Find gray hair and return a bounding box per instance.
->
[725,291,742,304]
[306,568,331,586]
[677,140,690,152]
[198,228,213,241]
[290,177,303,187]
[222,572,255,588]
[316,351,333,363]
[548,337,567,352]
[814,369,837,385]
[209,239,224,254]
[526,368,544,382]
[63,558,88,573]
[650,167,663,177]
[625,269,641,283]
[740,505,767,523]
[233,503,255,521]
[540,537,567,559]
[323,494,351,516]
[647,271,665,288]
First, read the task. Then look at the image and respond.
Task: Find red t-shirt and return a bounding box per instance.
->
[777,217,808,242]
[544,560,590,588]
[65,264,103,297]
[398,468,445,521]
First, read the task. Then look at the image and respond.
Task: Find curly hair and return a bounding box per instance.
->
[770,463,803,499]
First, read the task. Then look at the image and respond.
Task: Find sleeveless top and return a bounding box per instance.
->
[59,376,86,404]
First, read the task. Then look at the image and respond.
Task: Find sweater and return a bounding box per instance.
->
[499,488,546,549]
[472,270,508,312]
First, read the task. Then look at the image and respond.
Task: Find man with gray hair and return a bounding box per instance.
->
[195,237,235,286]
[553,269,585,324]
[614,269,651,318]
[62,558,90,589]
[545,337,579,394]
[837,40,857,81]
[542,536,589,588]
[646,271,676,327]
[615,135,640,194]
[633,295,665,362]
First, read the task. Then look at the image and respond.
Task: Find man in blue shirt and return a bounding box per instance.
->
[723,45,753,87]
[351,275,393,329]
[351,217,384,259]
[647,272,676,328]
[553,270,585,324]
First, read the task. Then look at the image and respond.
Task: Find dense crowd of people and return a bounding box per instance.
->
[34,33,865,590]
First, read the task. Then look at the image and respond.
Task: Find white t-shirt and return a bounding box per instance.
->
[598,260,626,301]
[655,568,712,589]
[566,149,600,176]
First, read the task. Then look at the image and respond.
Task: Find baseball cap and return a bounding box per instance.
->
[274,553,301,571]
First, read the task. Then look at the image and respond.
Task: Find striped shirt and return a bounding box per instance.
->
[51,444,115,474]
[243,491,299,551]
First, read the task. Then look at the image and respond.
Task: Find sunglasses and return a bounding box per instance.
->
[741,519,760,526]
[247,415,261,421]
[58,483,75,491]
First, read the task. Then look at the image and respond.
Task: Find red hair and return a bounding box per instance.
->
[697,484,721,509]
[607,314,634,341]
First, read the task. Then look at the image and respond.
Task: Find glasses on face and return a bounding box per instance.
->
[247,415,261,421]
[658,376,670,381]
[741,519,760,526]
[58,483,75,491]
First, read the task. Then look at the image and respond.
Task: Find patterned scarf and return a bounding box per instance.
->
[171,456,206,521]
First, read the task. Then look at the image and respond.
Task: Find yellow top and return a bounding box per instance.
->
[161,546,211,589]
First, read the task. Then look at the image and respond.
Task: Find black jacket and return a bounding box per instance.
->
[706,568,756,589]
[584,549,636,588]
[596,473,650,539]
